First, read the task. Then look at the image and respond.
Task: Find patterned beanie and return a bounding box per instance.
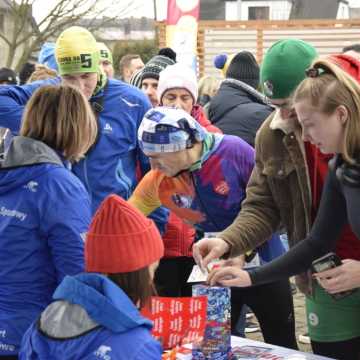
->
[85,194,164,273]
[157,63,198,104]
[55,26,100,75]
[214,53,235,77]
[129,68,143,88]
[97,42,113,64]
[260,39,318,99]
[141,55,175,82]
[226,51,259,89]
[138,106,207,153]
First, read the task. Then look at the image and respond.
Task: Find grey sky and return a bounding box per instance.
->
[32,0,360,23]
[32,0,168,23]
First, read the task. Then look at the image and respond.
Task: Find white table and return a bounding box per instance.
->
[176,336,334,359]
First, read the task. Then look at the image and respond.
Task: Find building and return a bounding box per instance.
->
[200,0,350,20]
[289,0,349,19]
[225,0,292,20]
[68,17,155,47]
[0,0,38,69]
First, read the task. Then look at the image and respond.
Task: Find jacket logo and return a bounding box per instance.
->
[94,345,112,360]
[0,206,27,221]
[103,123,113,133]
[172,194,193,208]
[23,181,38,192]
[214,180,229,195]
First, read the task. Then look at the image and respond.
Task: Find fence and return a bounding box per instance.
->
[157,19,360,77]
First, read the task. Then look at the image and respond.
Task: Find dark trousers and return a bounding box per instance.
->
[311,337,360,360]
[155,256,195,297]
[231,278,298,350]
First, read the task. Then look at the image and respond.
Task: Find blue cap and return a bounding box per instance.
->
[38,42,58,71]
[138,107,207,153]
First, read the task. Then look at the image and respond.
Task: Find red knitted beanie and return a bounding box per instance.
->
[85,194,164,273]
[329,53,360,83]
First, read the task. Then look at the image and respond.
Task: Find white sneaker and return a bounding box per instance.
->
[244,321,260,333]
[246,312,254,320]
[298,333,311,344]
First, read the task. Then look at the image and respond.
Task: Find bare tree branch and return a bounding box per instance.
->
[0,0,143,71]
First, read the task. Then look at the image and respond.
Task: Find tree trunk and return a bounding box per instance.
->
[6,46,16,69]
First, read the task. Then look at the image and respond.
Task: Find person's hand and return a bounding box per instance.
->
[193,237,230,272]
[314,259,360,294]
[207,266,252,287]
[217,255,245,268]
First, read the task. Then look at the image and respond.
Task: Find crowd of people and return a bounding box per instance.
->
[0,23,359,360]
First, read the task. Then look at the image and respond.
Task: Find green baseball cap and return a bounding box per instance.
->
[260,39,318,99]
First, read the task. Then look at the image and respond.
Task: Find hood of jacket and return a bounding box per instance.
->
[0,136,63,194]
[210,78,271,122]
[38,273,152,339]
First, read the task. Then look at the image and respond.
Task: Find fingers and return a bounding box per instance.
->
[202,248,221,269]
[316,275,345,293]
[192,244,204,271]
[314,266,342,279]
[219,278,247,287]
[207,267,234,286]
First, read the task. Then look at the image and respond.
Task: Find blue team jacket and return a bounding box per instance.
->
[20,274,162,360]
[0,136,89,355]
[0,77,168,231]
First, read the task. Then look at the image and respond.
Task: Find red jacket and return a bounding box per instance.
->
[162,104,222,258]
[305,142,360,260]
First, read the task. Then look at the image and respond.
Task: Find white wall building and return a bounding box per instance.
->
[225,0,292,20]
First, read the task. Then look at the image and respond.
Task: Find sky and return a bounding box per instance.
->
[32,0,360,24]
[32,0,168,23]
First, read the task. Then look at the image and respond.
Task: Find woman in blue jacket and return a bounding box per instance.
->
[0,84,97,359]
[20,194,164,360]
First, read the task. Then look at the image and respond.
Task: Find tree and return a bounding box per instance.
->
[112,39,158,76]
[0,0,143,71]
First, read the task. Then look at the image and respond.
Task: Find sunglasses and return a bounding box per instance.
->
[305,67,327,78]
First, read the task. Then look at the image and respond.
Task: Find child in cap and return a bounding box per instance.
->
[20,194,164,360]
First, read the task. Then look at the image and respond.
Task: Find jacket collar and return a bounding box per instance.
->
[52,273,152,333]
[222,78,270,105]
[269,109,300,135]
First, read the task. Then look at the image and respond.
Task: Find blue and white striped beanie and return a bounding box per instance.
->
[138,107,207,153]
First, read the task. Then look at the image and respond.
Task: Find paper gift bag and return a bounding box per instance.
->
[192,285,232,359]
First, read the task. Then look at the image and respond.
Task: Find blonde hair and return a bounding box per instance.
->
[20,85,98,162]
[293,58,360,163]
[27,64,57,83]
[198,75,220,98]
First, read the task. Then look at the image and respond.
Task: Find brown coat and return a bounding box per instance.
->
[219,110,313,292]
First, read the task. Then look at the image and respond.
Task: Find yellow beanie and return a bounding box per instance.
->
[97,42,113,64]
[55,26,100,75]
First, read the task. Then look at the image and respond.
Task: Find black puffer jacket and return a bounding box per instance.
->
[209,78,273,147]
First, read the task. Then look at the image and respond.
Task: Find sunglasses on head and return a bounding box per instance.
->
[305,67,327,78]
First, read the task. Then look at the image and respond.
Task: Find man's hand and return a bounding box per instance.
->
[207,266,252,287]
[193,237,230,272]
